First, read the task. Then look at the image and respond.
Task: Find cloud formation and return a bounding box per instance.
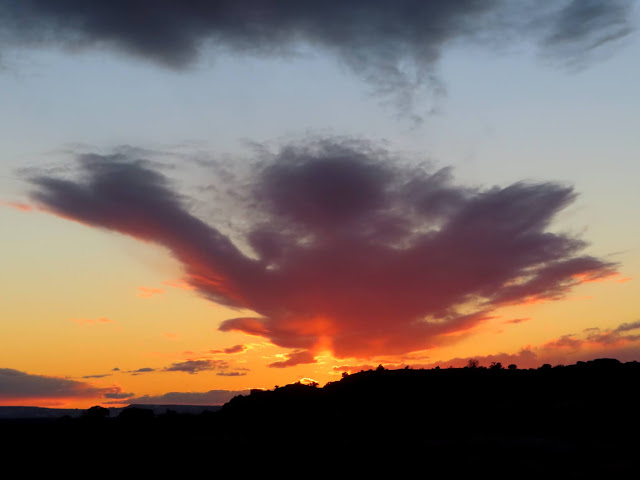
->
[409,320,640,369]
[71,317,115,326]
[0,368,116,404]
[543,321,640,350]
[137,286,164,298]
[268,350,318,369]
[129,367,155,374]
[210,344,247,355]
[103,389,135,400]
[126,389,250,406]
[163,359,230,375]
[1,201,33,212]
[29,139,618,362]
[0,1,634,118]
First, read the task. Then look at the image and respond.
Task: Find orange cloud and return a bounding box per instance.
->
[71,317,115,326]
[268,350,317,368]
[137,286,164,298]
[163,279,196,290]
[1,201,33,212]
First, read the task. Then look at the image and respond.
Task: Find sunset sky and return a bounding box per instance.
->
[1,1,639,408]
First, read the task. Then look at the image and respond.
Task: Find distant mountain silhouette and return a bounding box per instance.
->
[4,358,640,474]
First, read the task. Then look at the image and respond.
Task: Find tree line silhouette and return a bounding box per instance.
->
[4,358,639,474]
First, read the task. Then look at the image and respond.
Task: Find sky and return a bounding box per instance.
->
[1,0,639,408]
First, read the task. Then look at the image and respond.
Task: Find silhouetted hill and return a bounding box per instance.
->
[4,358,640,475]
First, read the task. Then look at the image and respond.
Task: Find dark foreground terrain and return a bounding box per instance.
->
[5,358,639,476]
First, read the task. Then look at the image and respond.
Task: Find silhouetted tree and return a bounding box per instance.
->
[508,364,517,370]
[466,359,480,369]
[489,362,503,370]
[84,405,109,419]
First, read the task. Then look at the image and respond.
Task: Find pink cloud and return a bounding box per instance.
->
[1,201,33,212]
[30,141,618,361]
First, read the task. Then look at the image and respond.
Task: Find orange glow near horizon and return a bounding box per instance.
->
[1,202,638,410]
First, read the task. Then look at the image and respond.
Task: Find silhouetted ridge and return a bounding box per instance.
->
[4,358,640,474]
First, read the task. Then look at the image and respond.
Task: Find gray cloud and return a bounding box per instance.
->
[103,390,135,399]
[542,0,635,66]
[132,367,155,373]
[0,368,113,400]
[127,389,250,406]
[0,1,634,119]
[28,139,618,362]
[163,359,230,374]
[614,320,640,332]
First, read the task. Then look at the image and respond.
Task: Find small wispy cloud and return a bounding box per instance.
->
[137,286,164,298]
[70,317,115,326]
[1,201,33,212]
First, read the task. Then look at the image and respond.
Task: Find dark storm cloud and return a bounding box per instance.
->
[28,139,618,362]
[0,1,634,118]
[0,368,112,399]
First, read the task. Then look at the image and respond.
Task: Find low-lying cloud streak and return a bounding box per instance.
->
[0,1,634,118]
[28,138,618,364]
[125,389,250,406]
[0,368,123,404]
